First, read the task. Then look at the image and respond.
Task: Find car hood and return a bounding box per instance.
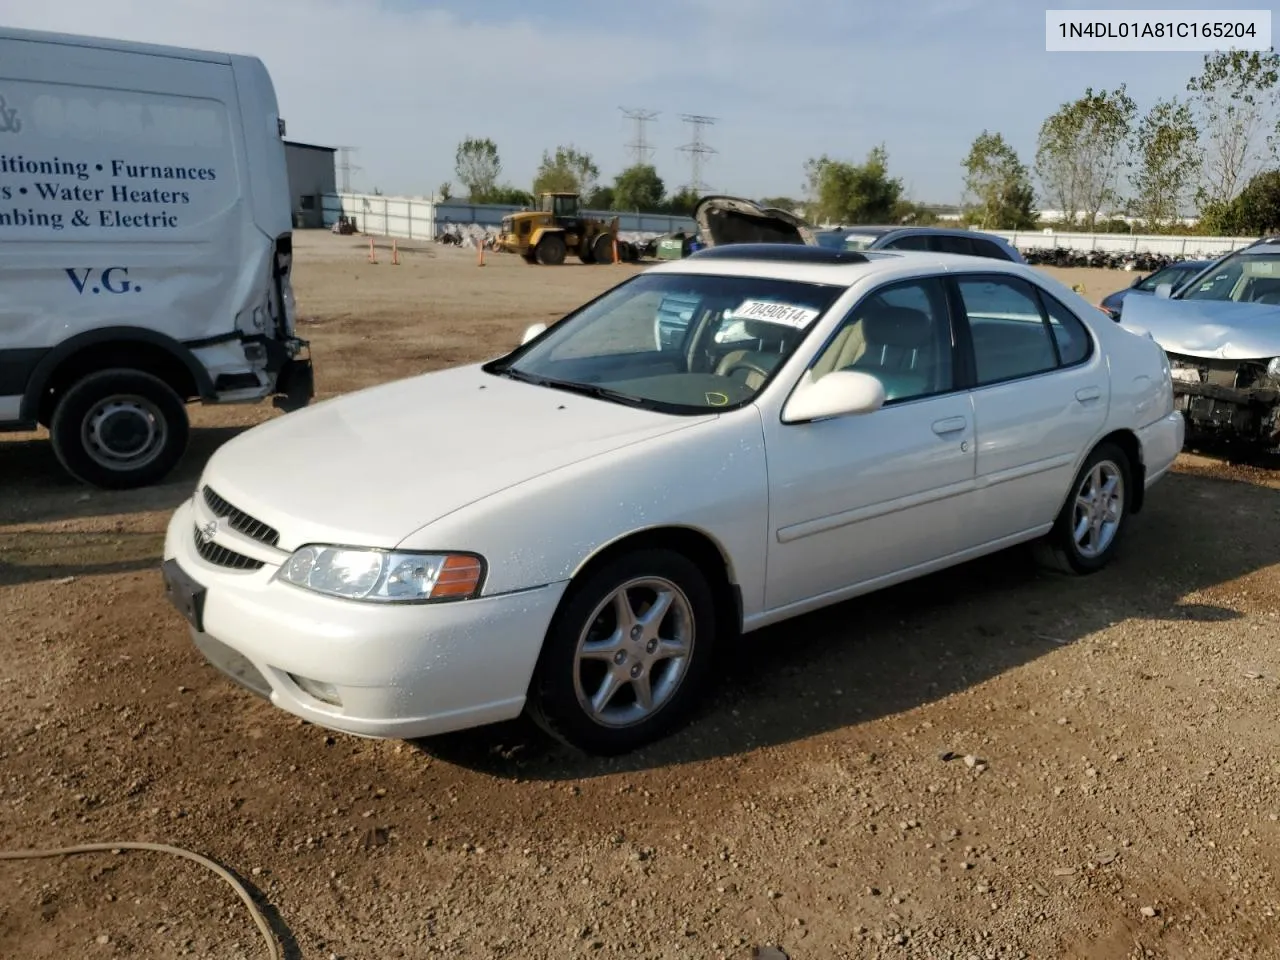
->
[198,364,714,548]
[1119,294,1280,360]
[694,195,816,247]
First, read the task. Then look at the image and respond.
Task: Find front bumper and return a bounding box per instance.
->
[1171,379,1280,442]
[161,498,568,739]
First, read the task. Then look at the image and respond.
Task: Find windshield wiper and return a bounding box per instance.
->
[497,368,647,406]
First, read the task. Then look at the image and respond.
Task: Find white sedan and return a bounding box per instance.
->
[161,244,1184,755]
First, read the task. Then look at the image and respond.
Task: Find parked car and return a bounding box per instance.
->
[163,243,1183,755]
[1120,236,1280,448]
[813,225,1027,264]
[1097,259,1214,319]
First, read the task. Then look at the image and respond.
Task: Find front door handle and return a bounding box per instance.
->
[932,416,967,435]
[1075,386,1102,402]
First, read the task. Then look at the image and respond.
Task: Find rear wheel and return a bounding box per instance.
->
[535,234,566,265]
[528,548,717,755]
[49,368,190,490]
[1034,441,1132,574]
[592,233,616,264]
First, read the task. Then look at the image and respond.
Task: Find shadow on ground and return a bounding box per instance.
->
[0,426,247,527]
[414,470,1274,779]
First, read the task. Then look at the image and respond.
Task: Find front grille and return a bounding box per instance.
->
[193,526,264,571]
[202,486,280,547]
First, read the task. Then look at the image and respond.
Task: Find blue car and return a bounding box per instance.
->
[1097,259,1213,320]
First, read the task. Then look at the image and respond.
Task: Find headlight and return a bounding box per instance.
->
[274,546,484,603]
[1267,357,1280,379]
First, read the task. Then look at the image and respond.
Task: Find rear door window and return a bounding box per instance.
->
[932,235,974,256]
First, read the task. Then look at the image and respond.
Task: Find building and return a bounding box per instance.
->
[283,140,336,228]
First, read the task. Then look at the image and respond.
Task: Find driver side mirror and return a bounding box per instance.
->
[782,369,886,424]
[521,323,547,345]
[1131,274,1148,288]
[1154,283,1174,299]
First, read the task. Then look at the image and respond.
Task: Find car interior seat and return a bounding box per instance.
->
[1243,276,1280,304]
[809,299,938,400]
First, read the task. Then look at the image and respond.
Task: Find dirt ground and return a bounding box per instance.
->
[2,233,1279,960]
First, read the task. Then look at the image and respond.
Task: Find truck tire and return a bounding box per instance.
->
[592,233,615,264]
[535,234,567,265]
[49,368,190,490]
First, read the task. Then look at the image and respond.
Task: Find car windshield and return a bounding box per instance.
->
[1134,261,1201,292]
[841,233,879,250]
[486,272,845,414]
[1180,251,1280,304]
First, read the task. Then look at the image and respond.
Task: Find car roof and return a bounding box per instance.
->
[649,243,1046,288]
[836,225,1012,242]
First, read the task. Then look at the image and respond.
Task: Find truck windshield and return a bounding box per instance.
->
[485,272,845,414]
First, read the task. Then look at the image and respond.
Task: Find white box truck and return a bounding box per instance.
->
[0,27,313,489]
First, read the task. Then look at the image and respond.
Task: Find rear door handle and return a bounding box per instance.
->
[932,416,967,435]
[1075,386,1102,402]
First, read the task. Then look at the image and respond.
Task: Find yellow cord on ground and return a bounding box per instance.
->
[0,841,279,960]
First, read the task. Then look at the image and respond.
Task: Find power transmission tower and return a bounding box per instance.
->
[619,107,659,166]
[335,146,362,194]
[678,115,718,193]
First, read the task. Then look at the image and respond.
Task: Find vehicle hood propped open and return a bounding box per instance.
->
[694,196,816,248]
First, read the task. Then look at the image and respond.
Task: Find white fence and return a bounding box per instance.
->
[982,228,1257,258]
[321,192,697,242]
[319,192,1263,259]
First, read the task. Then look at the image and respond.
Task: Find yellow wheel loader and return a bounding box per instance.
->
[496,192,632,265]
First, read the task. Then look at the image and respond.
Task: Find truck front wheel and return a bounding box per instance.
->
[50,368,190,489]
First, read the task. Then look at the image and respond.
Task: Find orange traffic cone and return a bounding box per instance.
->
[367,235,377,264]
[477,238,485,267]
[391,239,400,265]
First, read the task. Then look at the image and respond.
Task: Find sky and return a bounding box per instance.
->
[0,0,1245,203]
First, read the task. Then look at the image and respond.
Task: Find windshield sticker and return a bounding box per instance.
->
[730,299,820,328]
[705,391,730,407]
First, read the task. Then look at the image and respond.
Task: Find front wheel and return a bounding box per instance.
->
[528,548,717,755]
[49,368,190,490]
[592,233,616,264]
[535,234,567,265]
[1034,441,1132,574]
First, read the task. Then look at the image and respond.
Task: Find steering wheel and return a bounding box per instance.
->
[717,355,775,388]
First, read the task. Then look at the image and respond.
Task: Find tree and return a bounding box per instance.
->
[1187,50,1280,210]
[437,181,453,201]
[454,136,501,202]
[584,185,615,210]
[1203,168,1280,236]
[1237,169,1280,233]
[893,200,941,226]
[961,131,1037,229]
[1128,98,1201,229]
[803,145,903,224]
[532,145,599,197]
[486,185,535,207]
[612,164,665,211]
[1034,86,1137,228]
[759,196,800,212]
[662,187,701,217]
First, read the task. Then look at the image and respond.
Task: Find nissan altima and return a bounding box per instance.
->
[162,244,1184,755]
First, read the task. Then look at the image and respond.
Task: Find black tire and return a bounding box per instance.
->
[522,252,538,265]
[1033,440,1133,575]
[49,368,190,490]
[620,241,638,262]
[578,237,596,264]
[592,233,615,264]
[535,234,567,265]
[527,548,717,755]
